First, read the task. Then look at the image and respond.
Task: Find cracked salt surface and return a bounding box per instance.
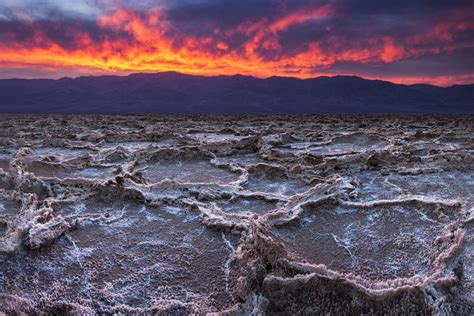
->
[280,133,388,156]
[0,198,20,215]
[0,148,15,160]
[1,200,236,312]
[138,159,240,185]
[101,140,177,151]
[273,202,455,280]
[0,115,472,314]
[25,162,116,180]
[215,153,261,167]
[188,132,247,144]
[352,170,474,209]
[214,196,279,215]
[30,147,89,161]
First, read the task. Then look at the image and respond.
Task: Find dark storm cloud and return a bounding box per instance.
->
[332,0,473,16]
[0,0,472,85]
[0,18,132,50]
[315,48,474,78]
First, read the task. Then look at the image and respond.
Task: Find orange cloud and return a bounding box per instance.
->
[380,37,404,63]
[0,5,471,84]
[269,4,333,32]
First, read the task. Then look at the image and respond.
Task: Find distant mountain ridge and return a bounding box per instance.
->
[0,72,472,113]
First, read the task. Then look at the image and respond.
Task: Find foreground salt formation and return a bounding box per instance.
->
[0,115,472,314]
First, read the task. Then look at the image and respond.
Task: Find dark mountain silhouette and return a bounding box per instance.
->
[0,72,472,113]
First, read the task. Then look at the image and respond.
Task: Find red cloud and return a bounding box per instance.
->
[0,3,472,84]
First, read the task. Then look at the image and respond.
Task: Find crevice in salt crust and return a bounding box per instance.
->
[0,115,472,314]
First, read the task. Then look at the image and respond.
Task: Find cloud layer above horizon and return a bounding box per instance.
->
[0,0,473,85]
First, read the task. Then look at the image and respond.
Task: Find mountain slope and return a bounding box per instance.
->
[0,72,472,113]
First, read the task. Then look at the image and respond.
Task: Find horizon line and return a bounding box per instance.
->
[0,71,471,88]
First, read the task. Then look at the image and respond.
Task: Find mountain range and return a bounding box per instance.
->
[0,72,472,113]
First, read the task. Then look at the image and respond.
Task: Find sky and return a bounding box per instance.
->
[0,0,473,86]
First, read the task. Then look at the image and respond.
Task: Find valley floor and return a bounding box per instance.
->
[0,115,473,314]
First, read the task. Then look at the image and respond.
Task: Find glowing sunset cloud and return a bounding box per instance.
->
[0,0,472,85]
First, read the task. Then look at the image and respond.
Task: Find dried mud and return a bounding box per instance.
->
[0,115,473,315]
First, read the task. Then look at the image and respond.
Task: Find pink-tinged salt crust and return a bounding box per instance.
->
[0,115,473,314]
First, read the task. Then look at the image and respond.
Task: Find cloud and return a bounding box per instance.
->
[0,0,472,85]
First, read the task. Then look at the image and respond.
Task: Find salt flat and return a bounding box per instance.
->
[0,115,472,314]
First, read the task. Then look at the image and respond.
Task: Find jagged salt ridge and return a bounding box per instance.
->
[0,114,473,315]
